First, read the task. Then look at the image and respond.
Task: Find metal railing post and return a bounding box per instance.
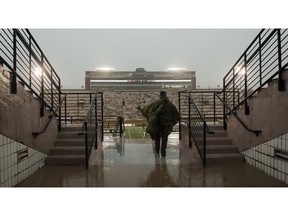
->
[85,122,88,169]
[64,96,67,125]
[95,95,98,149]
[223,80,227,130]
[203,122,207,167]
[50,71,54,112]
[101,92,104,142]
[0,57,3,70]
[277,29,285,91]
[28,34,32,87]
[40,54,44,117]
[178,92,182,140]
[57,91,61,132]
[213,92,216,124]
[11,29,17,94]
[232,68,235,109]
[188,94,192,148]
[259,34,263,86]
[244,54,250,115]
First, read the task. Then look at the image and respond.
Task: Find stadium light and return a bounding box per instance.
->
[235,66,245,76]
[167,68,187,71]
[34,67,42,77]
[95,67,115,71]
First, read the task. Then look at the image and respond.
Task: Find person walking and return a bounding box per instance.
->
[137,91,180,157]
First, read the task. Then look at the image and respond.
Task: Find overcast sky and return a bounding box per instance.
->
[30,29,260,89]
[2,1,283,90]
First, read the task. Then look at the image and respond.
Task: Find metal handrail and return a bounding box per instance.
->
[61,92,95,125]
[189,95,215,134]
[223,29,288,117]
[32,94,67,138]
[1,28,62,134]
[216,93,261,136]
[79,92,102,134]
[189,90,223,124]
[78,91,103,169]
[179,91,214,167]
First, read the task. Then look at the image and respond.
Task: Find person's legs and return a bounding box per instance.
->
[161,135,168,157]
[154,134,161,154]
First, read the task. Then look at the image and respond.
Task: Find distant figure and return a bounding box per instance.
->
[113,116,124,136]
[137,91,180,157]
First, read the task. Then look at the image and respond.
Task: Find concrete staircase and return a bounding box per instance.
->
[205,125,245,164]
[45,127,86,165]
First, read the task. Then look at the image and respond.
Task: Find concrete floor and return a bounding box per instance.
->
[17,133,288,187]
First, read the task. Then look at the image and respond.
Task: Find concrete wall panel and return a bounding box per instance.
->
[227,70,288,151]
[0,71,58,154]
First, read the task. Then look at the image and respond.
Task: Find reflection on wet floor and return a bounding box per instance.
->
[17,133,288,187]
[98,133,181,165]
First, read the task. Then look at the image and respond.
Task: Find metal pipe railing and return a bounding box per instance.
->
[78,91,103,169]
[179,91,214,167]
[1,28,62,133]
[32,94,67,138]
[216,93,261,136]
[223,29,288,115]
[60,92,95,125]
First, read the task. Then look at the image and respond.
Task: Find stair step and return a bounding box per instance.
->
[45,155,86,165]
[206,145,239,154]
[207,125,224,130]
[44,126,88,166]
[206,153,245,163]
[58,131,83,139]
[204,129,243,164]
[60,127,83,132]
[49,146,85,155]
[206,137,233,145]
[54,138,85,146]
[206,130,227,137]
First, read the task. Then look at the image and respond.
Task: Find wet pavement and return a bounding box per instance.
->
[17,133,288,187]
